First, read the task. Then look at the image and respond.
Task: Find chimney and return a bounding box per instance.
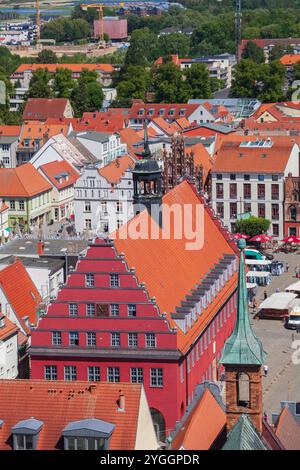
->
[37,240,44,255]
[117,390,125,412]
[116,156,121,168]
[88,384,96,395]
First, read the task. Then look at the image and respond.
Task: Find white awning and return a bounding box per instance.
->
[246,259,271,266]
[246,282,257,289]
[286,280,300,293]
[259,292,298,310]
[246,271,271,278]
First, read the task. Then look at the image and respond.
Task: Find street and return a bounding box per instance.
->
[249,249,300,419]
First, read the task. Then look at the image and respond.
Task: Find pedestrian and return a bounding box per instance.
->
[264,290,268,300]
[263,364,269,377]
[253,297,257,311]
[275,288,279,293]
[286,262,289,273]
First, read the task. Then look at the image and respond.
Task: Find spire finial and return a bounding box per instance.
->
[143,119,151,159]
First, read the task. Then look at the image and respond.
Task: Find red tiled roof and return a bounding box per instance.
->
[0,316,18,342]
[23,98,70,121]
[98,155,135,184]
[130,102,200,120]
[13,63,114,74]
[0,259,42,333]
[0,380,142,450]
[119,128,143,155]
[113,180,237,353]
[39,160,80,190]
[240,38,300,55]
[0,163,52,198]
[188,142,214,180]
[0,125,21,137]
[280,54,300,66]
[275,406,300,450]
[19,121,69,149]
[171,389,226,450]
[0,202,8,213]
[213,137,296,173]
[150,117,180,136]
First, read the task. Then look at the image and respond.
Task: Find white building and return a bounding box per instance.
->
[30,133,98,171]
[72,131,127,166]
[0,256,64,301]
[38,160,80,222]
[0,202,9,234]
[74,155,135,234]
[0,135,18,168]
[211,138,300,239]
[0,314,18,380]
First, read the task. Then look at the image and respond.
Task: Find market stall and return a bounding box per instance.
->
[246,270,272,286]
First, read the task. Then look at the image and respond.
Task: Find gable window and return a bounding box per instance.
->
[69,331,79,346]
[128,332,138,348]
[110,274,119,288]
[69,303,78,316]
[14,434,33,450]
[87,332,96,347]
[145,333,156,348]
[85,273,94,287]
[127,304,136,317]
[110,304,119,317]
[86,303,95,317]
[111,332,120,348]
[52,331,61,346]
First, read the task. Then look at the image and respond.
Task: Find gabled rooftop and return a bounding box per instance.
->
[222,414,267,450]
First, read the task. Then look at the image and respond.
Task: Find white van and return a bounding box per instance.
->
[285,306,300,330]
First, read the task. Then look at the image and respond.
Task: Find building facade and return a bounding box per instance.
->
[0,314,19,380]
[30,179,239,440]
[74,155,135,235]
[211,138,300,238]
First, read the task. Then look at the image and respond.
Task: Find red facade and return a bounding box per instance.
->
[30,236,237,439]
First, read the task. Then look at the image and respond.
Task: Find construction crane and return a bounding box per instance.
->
[235,0,242,62]
[81,3,124,45]
[36,0,40,46]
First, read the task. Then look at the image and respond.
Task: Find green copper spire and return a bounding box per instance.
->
[220,239,266,365]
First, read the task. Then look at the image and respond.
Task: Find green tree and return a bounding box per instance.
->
[156,33,190,58]
[153,62,190,103]
[116,65,151,105]
[27,68,53,98]
[125,28,158,66]
[70,69,103,116]
[42,18,90,43]
[184,63,211,99]
[242,40,265,63]
[53,68,75,98]
[259,60,285,102]
[236,217,271,238]
[230,59,262,98]
[37,50,58,64]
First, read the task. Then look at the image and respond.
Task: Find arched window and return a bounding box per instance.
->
[290,205,297,221]
[236,373,250,408]
[150,408,166,442]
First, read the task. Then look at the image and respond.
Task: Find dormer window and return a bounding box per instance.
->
[138,108,144,116]
[12,418,43,450]
[62,418,115,450]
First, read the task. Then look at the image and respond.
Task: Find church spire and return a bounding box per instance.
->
[220,238,266,366]
[142,120,151,159]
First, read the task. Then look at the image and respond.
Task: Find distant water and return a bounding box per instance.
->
[1,0,164,17]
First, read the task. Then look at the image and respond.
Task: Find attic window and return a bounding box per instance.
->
[138,108,144,116]
[159,109,165,115]
[168,109,175,116]
[12,418,44,450]
[179,109,185,116]
[62,418,115,451]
